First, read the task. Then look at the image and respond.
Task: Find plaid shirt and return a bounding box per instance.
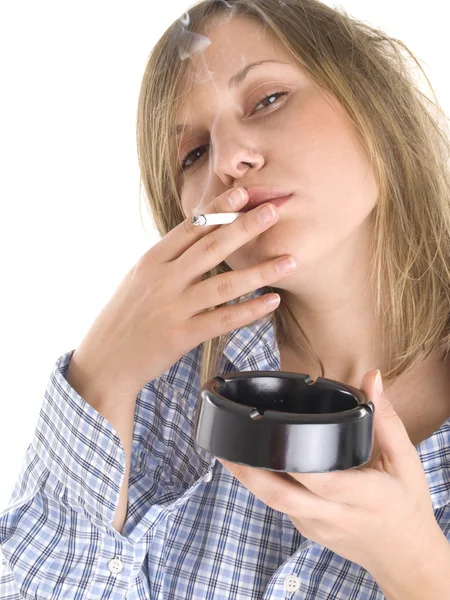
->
[1,291,450,599]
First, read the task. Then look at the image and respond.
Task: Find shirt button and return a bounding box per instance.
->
[204,470,213,482]
[108,557,124,575]
[283,574,301,592]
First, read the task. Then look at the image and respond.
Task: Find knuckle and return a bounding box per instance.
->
[237,213,252,235]
[218,308,236,329]
[200,231,219,254]
[265,489,293,513]
[250,263,275,286]
[381,405,399,422]
[217,276,235,300]
[262,262,278,283]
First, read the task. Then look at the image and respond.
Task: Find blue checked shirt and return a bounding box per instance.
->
[1,290,450,599]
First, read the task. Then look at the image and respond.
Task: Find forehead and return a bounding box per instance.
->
[177,14,295,108]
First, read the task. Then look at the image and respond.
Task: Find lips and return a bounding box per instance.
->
[241,187,293,212]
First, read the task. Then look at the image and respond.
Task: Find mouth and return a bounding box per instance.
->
[252,194,293,211]
[241,187,294,212]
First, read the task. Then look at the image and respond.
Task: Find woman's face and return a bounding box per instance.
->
[174,14,379,286]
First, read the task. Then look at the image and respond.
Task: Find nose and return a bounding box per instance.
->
[211,121,265,186]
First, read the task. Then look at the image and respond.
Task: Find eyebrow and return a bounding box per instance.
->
[171,59,289,137]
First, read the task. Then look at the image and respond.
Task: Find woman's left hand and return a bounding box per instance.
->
[216,369,444,576]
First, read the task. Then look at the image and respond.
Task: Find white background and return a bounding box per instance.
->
[0,1,449,510]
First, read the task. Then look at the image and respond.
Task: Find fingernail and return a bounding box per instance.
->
[375,370,383,394]
[259,203,276,223]
[276,256,296,274]
[264,294,281,307]
[228,188,246,208]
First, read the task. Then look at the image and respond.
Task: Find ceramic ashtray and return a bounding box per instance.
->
[193,371,374,472]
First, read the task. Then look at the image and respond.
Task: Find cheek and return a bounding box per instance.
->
[180,184,205,218]
[286,98,378,224]
[180,190,194,218]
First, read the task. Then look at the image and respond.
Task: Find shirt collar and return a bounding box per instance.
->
[220,289,450,510]
[416,419,450,510]
[221,289,281,373]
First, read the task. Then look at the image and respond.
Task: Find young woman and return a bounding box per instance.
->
[2,0,450,598]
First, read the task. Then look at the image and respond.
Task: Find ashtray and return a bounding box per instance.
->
[193,371,374,472]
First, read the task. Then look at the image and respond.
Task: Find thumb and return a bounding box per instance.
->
[359,369,412,467]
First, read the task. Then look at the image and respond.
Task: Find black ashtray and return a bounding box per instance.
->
[193,371,374,472]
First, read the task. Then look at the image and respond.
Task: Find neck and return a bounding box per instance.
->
[278,335,450,447]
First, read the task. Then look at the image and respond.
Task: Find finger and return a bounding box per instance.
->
[217,459,344,521]
[289,467,385,505]
[184,250,295,316]
[159,187,249,262]
[360,370,416,470]
[179,201,280,276]
[206,187,248,216]
[186,291,282,345]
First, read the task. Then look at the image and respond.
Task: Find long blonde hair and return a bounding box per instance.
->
[136,0,450,388]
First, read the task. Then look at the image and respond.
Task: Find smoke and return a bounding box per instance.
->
[176,2,239,61]
[174,4,250,213]
[177,12,211,61]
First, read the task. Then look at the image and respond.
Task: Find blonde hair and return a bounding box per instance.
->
[136,0,450,388]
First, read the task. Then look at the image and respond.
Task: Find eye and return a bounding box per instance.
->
[250,90,289,114]
[178,90,290,173]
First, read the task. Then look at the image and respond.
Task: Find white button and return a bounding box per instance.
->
[108,557,124,575]
[283,575,301,592]
[204,470,213,482]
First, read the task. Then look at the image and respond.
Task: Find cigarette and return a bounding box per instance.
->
[190,212,244,226]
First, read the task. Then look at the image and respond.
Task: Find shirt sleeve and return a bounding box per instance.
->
[0,350,138,599]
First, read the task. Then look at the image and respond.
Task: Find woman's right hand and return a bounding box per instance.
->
[68,187,297,399]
